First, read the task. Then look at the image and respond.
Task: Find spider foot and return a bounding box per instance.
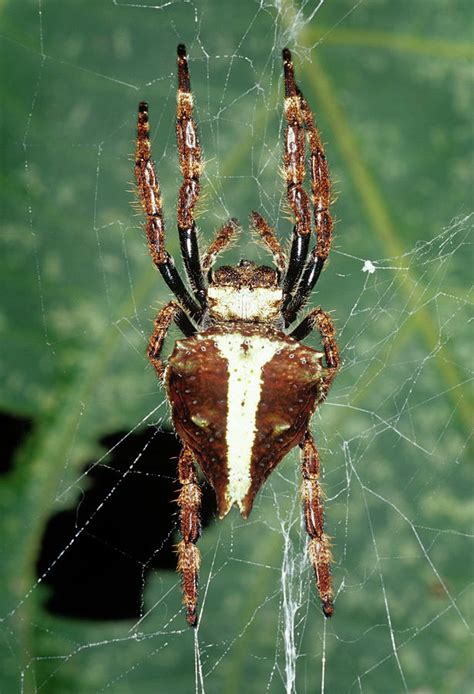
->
[302,432,335,618]
[177,540,200,628]
[322,598,334,619]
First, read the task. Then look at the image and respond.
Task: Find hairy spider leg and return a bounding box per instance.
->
[176,44,207,309]
[290,307,339,398]
[201,217,241,278]
[176,445,202,627]
[146,302,202,626]
[147,302,195,380]
[135,103,202,322]
[300,431,333,617]
[284,96,333,324]
[282,49,334,325]
[301,94,333,263]
[250,211,286,275]
[281,48,312,301]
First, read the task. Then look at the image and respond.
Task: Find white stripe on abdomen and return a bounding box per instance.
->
[213,334,281,511]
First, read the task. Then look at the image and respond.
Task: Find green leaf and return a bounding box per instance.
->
[1,0,472,691]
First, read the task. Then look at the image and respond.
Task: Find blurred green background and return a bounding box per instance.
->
[1,0,473,692]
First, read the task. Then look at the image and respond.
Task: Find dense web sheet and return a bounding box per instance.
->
[1,0,473,692]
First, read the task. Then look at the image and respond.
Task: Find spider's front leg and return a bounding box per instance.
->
[135,104,202,322]
[280,49,334,325]
[281,49,312,299]
[300,431,333,617]
[176,445,202,627]
[176,45,206,307]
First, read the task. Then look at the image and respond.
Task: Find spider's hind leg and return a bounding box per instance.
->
[176,445,202,627]
[300,430,333,617]
[290,307,339,399]
[147,301,196,381]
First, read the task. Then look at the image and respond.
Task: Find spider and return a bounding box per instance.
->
[135,45,340,627]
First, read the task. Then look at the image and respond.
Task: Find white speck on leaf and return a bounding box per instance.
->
[362,260,376,274]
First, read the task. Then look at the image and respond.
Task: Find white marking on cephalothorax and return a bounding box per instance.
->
[213,333,283,512]
[208,286,282,322]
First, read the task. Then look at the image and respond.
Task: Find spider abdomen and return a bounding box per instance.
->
[166,325,326,518]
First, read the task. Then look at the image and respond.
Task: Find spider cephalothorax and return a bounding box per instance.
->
[207,261,283,322]
[135,45,340,626]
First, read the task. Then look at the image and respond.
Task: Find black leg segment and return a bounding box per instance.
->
[284,254,325,326]
[282,225,311,302]
[159,253,203,322]
[179,223,207,308]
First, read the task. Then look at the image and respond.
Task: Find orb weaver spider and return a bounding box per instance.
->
[135,45,339,626]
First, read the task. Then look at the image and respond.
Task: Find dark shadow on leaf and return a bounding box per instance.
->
[36,428,217,621]
[0,412,33,474]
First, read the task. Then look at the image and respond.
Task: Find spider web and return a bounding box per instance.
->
[1,0,473,692]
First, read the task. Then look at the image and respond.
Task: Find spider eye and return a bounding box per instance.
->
[238,259,254,268]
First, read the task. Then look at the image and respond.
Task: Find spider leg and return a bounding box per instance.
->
[300,430,333,617]
[147,301,196,381]
[176,44,207,308]
[135,103,202,322]
[251,211,286,275]
[281,49,312,299]
[201,217,240,279]
[290,307,339,398]
[301,93,333,263]
[284,99,333,324]
[281,50,334,326]
[176,444,202,627]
